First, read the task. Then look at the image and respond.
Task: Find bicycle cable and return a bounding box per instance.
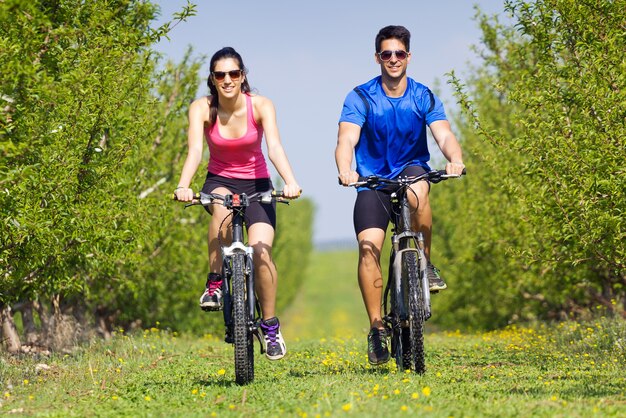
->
[389,182,421,219]
[216,211,234,249]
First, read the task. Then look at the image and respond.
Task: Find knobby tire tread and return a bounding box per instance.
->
[232,253,254,385]
[389,250,413,371]
[406,251,426,373]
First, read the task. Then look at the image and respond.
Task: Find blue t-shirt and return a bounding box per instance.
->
[339,76,447,178]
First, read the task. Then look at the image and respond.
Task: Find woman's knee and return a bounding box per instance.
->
[252,242,273,263]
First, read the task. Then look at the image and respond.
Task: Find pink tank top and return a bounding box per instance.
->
[205,94,270,179]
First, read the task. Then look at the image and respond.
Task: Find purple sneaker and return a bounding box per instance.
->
[260,317,286,360]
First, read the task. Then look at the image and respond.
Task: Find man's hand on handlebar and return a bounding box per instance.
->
[445,161,465,176]
[338,170,359,186]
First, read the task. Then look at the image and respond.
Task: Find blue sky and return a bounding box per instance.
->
[152,0,507,245]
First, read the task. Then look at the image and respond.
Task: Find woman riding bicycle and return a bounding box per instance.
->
[174,47,300,361]
[335,25,465,365]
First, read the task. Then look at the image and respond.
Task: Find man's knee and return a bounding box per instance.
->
[358,240,382,267]
[408,183,430,211]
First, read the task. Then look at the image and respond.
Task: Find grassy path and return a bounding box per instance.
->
[281,250,365,341]
[1,251,625,417]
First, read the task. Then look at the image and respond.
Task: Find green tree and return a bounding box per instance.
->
[0,0,199,350]
[433,0,625,329]
[1,0,313,352]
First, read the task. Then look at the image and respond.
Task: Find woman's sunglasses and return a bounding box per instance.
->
[377,50,408,61]
[212,69,243,82]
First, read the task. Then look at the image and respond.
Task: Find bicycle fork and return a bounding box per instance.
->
[416,232,432,321]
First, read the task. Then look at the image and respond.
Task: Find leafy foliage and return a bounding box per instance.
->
[0,0,313,348]
[433,0,625,329]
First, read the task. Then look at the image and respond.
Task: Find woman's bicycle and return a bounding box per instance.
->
[175,189,292,385]
[349,169,464,373]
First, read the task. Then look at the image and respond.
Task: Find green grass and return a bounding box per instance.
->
[1,251,625,417]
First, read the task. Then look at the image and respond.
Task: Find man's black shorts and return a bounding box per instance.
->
[353,165,429,235]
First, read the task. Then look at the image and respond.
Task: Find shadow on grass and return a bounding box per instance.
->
[196,378,241,388]
[281,362,396,379]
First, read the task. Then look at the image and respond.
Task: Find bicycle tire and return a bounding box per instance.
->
[388,250,407,370]
[389,250,422,372]
[406,250,426,373]
[232,253,254,385]
[245,254,256,383]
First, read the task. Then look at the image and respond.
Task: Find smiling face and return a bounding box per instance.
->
[211,58,245,99]
[375,38,411,81]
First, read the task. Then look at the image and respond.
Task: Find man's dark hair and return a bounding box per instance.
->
[375,25,411,52]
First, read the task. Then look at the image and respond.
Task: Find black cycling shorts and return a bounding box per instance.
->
[201,172,276,229]
[353,165,429,235]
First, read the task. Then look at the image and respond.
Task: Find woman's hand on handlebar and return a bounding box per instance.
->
[338,170,359,186]
[174,186,195,202]
[282,183,302,199]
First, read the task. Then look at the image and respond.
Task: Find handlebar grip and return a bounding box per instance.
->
[272,189,302,199]
[436,168,467,176]
[172,192,201,201]
[339,176,367,186]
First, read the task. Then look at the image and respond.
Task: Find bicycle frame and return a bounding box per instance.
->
[389,189,432,322]
[349,169,464,373]
[219,194,260,346]
[176,189,291,384]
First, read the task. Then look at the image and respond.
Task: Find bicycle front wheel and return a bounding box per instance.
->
[406,250,426,373]
[231,253,254,385]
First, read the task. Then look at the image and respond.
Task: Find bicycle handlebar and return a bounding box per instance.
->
[346,169,466,188]
[173,190,299,208]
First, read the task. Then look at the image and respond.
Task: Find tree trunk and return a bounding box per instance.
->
[95,305,115,340]
[21,301,39,345]
[1,305,22,353]
[34,299,51,345]
[47,294,80,352]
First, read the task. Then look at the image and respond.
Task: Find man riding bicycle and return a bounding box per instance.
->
[335,25,465,365]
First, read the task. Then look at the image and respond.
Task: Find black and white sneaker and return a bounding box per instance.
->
[260,317,287,360]
[367,327,390,365]
[426,262,447,292]
[199,273,223,311]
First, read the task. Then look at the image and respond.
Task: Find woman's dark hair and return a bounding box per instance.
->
[375,25,411,52]
[206,47,251,125]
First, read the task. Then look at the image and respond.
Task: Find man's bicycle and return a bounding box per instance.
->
[349,169,464,373]
[175,190,292,385]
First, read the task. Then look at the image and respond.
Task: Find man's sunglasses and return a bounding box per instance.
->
[212,69,243,81]
[377,50,408,61]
